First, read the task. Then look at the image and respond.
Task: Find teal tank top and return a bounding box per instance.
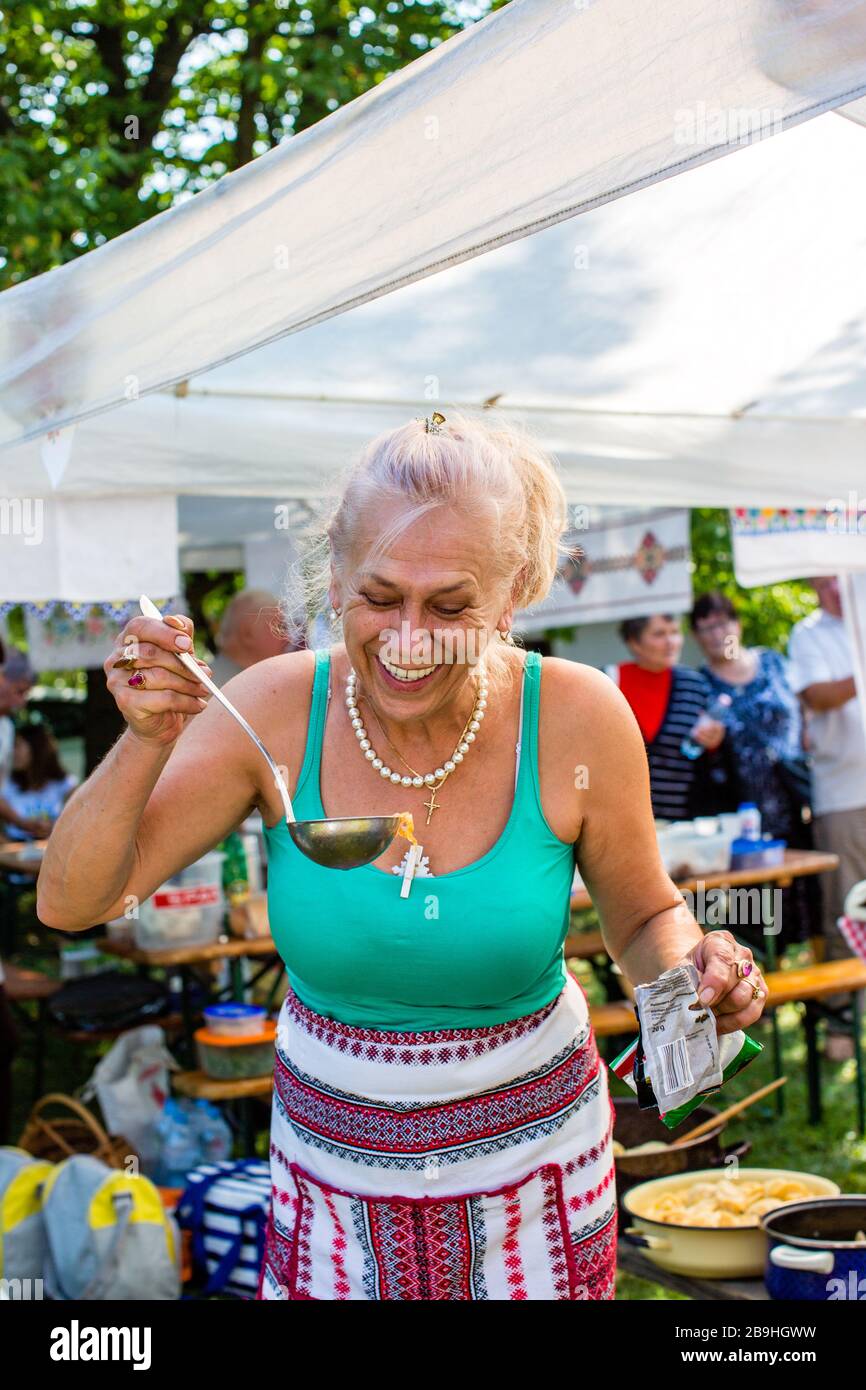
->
[263,648,575,1031]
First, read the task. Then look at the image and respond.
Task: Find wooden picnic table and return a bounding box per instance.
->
[99,932,282,1064]
[570,847,840,915]
[0,838,47,876]
[100,933,277,968]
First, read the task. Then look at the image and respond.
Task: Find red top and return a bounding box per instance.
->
[617,663,672,744]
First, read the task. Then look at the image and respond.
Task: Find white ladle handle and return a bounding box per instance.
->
[139,595,295,823]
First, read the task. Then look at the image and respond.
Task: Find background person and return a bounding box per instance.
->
[2,725,77,843]
[788,575,866,1060]
[608,613,737,821]
[0,643,34,1144]
[210,588,305,683]
[0,651,45,837]
[691,590,817,947]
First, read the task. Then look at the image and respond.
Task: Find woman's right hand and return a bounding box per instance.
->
[104,613,213,748]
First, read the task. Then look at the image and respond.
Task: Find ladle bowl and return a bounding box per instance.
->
[288,814,404,870]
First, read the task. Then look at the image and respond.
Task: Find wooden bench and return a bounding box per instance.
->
[588,957,866,1133]
[172,1070,274,1102]
[565,929,606,961]
[3,963,61,1003]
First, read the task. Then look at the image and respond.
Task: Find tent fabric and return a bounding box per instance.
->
[731,508,866,587]
[4,0,866,452]
[1,495,179,604]
[2,112,866,510]
[517,508,691,634]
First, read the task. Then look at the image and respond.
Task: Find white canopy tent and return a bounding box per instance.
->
[3,0,866,614]
[4,0,866,451]
[3,109,866,526]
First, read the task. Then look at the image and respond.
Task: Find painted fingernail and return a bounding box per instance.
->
[164,615,187,631]
[175,634,192,650]
[699,987,715,1004]
[128,673,145,687]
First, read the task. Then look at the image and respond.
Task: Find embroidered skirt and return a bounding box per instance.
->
[256,972,617,1301]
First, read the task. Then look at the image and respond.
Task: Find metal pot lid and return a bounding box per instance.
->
[761,1196,866,1248]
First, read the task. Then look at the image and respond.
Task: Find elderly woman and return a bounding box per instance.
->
[690,590,818,950]
[38,412,767,1302]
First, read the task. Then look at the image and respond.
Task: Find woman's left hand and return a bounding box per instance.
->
[682,930,767,1035]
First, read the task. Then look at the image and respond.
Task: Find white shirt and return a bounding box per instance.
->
[1,773,77,839]
[787,609,866,816]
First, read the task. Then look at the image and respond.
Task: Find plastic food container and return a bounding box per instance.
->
[135,851,225,951]
[195,1021,276,1080]
[656,821,734,878]
[730,837,786,871]
[59,942,109,980]
[203,1003,267,1037]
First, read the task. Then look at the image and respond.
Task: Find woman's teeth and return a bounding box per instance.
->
[379,656,438,683]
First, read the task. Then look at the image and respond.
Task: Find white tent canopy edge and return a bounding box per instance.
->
[4,0,866,451]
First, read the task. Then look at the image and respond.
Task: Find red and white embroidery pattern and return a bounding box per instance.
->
[257,974,617,1301]
[285,984,561,1065]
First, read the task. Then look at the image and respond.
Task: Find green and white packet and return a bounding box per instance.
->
[610,960,763,1129]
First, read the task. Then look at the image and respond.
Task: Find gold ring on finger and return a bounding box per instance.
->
[736,957,754,980]
[752,985,764,1001]
[127,671,146,689]
[112,655,137,670]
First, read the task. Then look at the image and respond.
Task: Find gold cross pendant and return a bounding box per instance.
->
[422,787,441,825]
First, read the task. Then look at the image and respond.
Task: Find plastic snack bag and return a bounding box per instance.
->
[609,961,762,1128]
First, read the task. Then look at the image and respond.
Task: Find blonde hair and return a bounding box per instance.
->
[291,409,571,689]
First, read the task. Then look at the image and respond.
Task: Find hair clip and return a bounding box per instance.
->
[424,412,446,434]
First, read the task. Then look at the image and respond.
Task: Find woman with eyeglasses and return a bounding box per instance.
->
[690,590,817,948]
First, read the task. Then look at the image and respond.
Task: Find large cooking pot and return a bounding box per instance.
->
[623,1168,840,1278]
[613,1098,750,1208]
[762,1196,866,1300]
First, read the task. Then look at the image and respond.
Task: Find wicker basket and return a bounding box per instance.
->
[18,1093,138,1169]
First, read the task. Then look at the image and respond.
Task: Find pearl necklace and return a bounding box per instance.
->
[345,666,489,820]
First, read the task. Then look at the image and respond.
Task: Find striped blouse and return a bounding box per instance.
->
[642,666,713,821]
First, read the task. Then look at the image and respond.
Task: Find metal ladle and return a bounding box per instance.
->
[139,596,406,870]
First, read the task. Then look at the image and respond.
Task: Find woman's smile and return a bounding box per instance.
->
[374,652,443,690]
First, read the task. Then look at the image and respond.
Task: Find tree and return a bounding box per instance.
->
[690,508,815,650]
[0,0,497,289]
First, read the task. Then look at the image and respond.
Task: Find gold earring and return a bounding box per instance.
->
[499,628,515,645]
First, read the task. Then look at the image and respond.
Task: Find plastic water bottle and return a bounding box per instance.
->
[738,801,762,840]
[154,1100,202,1188]
[192,1101,232,1164]
[680,692,732,760]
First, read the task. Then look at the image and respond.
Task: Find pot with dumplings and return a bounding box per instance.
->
[762,1196,866,1300]
[622,1168,840,1279]
[612,1097,751,1208]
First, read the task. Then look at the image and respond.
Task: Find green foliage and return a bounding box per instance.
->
[0,0,500,289]
[690,509,816,651]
